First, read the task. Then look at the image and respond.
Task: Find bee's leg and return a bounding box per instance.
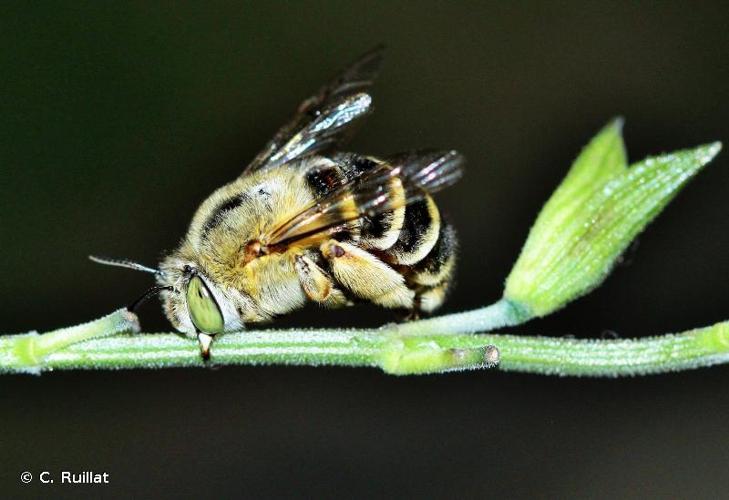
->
[293,254,349,307]
[415,280,451,315]
[397,308,421,322]
[392,280,451,323]
[320,240,414,309]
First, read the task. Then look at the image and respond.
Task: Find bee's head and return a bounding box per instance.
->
[90,254,251,356]
[155,255,246,337]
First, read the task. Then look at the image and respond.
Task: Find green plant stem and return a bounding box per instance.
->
[395,298,530,336]
[1,308,728,376]
[0,309,140,375]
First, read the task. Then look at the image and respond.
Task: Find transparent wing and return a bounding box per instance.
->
[264,150,465,247]
[244,45,385,174]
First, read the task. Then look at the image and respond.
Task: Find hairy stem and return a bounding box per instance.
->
[395,298,531,336]
[1,308,728,376]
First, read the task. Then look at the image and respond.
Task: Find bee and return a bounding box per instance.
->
[92,47,464,358]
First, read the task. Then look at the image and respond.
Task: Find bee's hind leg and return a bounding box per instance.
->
[319,240,414,309]
[391,279,452,323]
[394,304,421,322]
[412,280,451,318]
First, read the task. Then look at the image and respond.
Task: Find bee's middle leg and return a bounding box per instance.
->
[293,253,349,307]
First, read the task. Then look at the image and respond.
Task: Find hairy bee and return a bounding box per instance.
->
[93,47,464,358]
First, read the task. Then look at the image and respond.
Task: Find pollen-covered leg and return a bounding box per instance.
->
[293,254,349,308]
[320,240,414,309]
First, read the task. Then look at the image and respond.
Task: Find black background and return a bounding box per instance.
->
[3,2,729,498]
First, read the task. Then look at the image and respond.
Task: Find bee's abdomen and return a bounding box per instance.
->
[309,153,407,250]
[409,222,457,287]
[384,194,441,265]
[407,221,458,313]
[356,173,406,250]
[313,151,448,262]
[304,160,361,242]
[307,153,457,314]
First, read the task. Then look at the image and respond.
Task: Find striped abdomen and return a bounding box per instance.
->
[307,153,458,313]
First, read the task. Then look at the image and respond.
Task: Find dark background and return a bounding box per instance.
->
[2,1,729,498]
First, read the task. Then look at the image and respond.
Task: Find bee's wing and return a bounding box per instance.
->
[243,45,384,174]
[264,150,464,247]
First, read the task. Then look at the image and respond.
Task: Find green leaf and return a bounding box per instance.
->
[504,120,721,318]
[533,118,627,227]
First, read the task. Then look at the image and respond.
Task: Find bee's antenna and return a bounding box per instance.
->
[90,256,170,311]
[128,285,173,312]
[89,255,161,275]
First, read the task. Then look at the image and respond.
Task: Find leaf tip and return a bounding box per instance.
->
[706,141,722,158]
[691,141,722,168]
[608,116,625,133]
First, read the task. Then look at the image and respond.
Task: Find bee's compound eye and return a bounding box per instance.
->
[186,275,224,334]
